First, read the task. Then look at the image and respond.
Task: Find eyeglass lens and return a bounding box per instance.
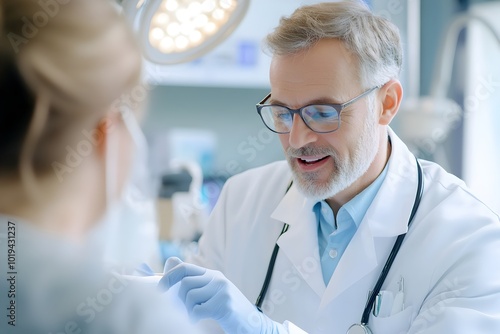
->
[259,105,340,133]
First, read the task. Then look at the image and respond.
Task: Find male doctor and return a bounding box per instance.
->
[160,1,500,333]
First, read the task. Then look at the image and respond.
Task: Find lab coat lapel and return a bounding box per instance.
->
[369,128,420,238]
[271,185,326,297]
[319,215,378,309]
[320,129,420,309]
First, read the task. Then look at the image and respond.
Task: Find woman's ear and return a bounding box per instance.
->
[94,118,109,159]
[94,112,121,158]
[378,79,403,126]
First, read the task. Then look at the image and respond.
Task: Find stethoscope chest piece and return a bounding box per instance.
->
[347,324,372,334]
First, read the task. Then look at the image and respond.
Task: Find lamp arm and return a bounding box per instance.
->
[430,13,500,99]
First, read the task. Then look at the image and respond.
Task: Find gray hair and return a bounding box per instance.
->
[264,0,402,89]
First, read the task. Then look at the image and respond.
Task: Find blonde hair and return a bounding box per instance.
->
[0,0,142,190]
[264,0,402,89]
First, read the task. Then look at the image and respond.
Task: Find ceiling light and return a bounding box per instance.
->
[122,0,249,65]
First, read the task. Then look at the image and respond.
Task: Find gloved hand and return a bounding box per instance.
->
[159,257,287,334]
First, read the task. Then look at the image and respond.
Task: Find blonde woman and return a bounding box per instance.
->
[0,0,199,333]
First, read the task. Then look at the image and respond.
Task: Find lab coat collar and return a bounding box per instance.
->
[365,128,419,238]
[270,128,420,307]
[271,184,326,296]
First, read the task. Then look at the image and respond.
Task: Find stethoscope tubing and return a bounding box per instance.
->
[360,157,424,325]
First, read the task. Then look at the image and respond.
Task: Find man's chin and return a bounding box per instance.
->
[291,176,334,200]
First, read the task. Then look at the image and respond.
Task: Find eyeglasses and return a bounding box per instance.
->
[256,85,381,134]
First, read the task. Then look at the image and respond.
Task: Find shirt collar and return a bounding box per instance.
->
[316,160,390,229]
[344,162,389,227]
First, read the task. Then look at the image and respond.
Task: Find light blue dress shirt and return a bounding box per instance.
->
[314,164,389,285]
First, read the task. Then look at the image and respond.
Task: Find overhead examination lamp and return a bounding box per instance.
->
[121,0,250,65]
[398,12,500,162]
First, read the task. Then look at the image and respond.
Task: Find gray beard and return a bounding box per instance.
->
[286,115,379,201]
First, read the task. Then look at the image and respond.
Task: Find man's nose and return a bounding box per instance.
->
[288,114,318,149]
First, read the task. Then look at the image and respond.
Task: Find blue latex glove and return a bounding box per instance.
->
[159,257,286,334]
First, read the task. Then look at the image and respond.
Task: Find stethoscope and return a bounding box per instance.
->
[255,157,424,334]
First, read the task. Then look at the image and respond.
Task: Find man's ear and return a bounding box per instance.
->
[378,79,403,126]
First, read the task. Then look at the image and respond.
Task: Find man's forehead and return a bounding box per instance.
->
[269,40,361,105]
[270,40,358,81]
[271,39,357,66]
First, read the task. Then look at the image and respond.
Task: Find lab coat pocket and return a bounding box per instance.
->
[369,305,414,334]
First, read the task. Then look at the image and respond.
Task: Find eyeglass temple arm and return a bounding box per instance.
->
[341,85,383,109]
[258,84,383,108]
[258,93,272,105]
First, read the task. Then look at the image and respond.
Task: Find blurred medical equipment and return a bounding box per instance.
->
[150,129,215,263]
[120,0,249,64]
[398,3,500,213]
[157,168,192,241]
[151,129,215,240]
[399,6,500,154]
[166,159,208,241]
[462,3,500,215]
[156,160,209,262]
[150,129,217,177]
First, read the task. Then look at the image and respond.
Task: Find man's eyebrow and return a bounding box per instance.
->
[269,97,343,106]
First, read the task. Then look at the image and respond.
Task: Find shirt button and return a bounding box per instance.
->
[328,249,338,259]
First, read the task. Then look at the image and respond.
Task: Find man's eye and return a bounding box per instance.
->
[274,110,291,121]
[317,111,337,118]
[305,106,338,120]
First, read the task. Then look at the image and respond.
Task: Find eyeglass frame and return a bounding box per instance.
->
[255,85,382,134]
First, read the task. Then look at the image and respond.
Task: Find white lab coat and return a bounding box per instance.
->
[191,128,500,334]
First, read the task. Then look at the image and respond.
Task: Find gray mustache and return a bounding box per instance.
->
[286,146,336,158]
